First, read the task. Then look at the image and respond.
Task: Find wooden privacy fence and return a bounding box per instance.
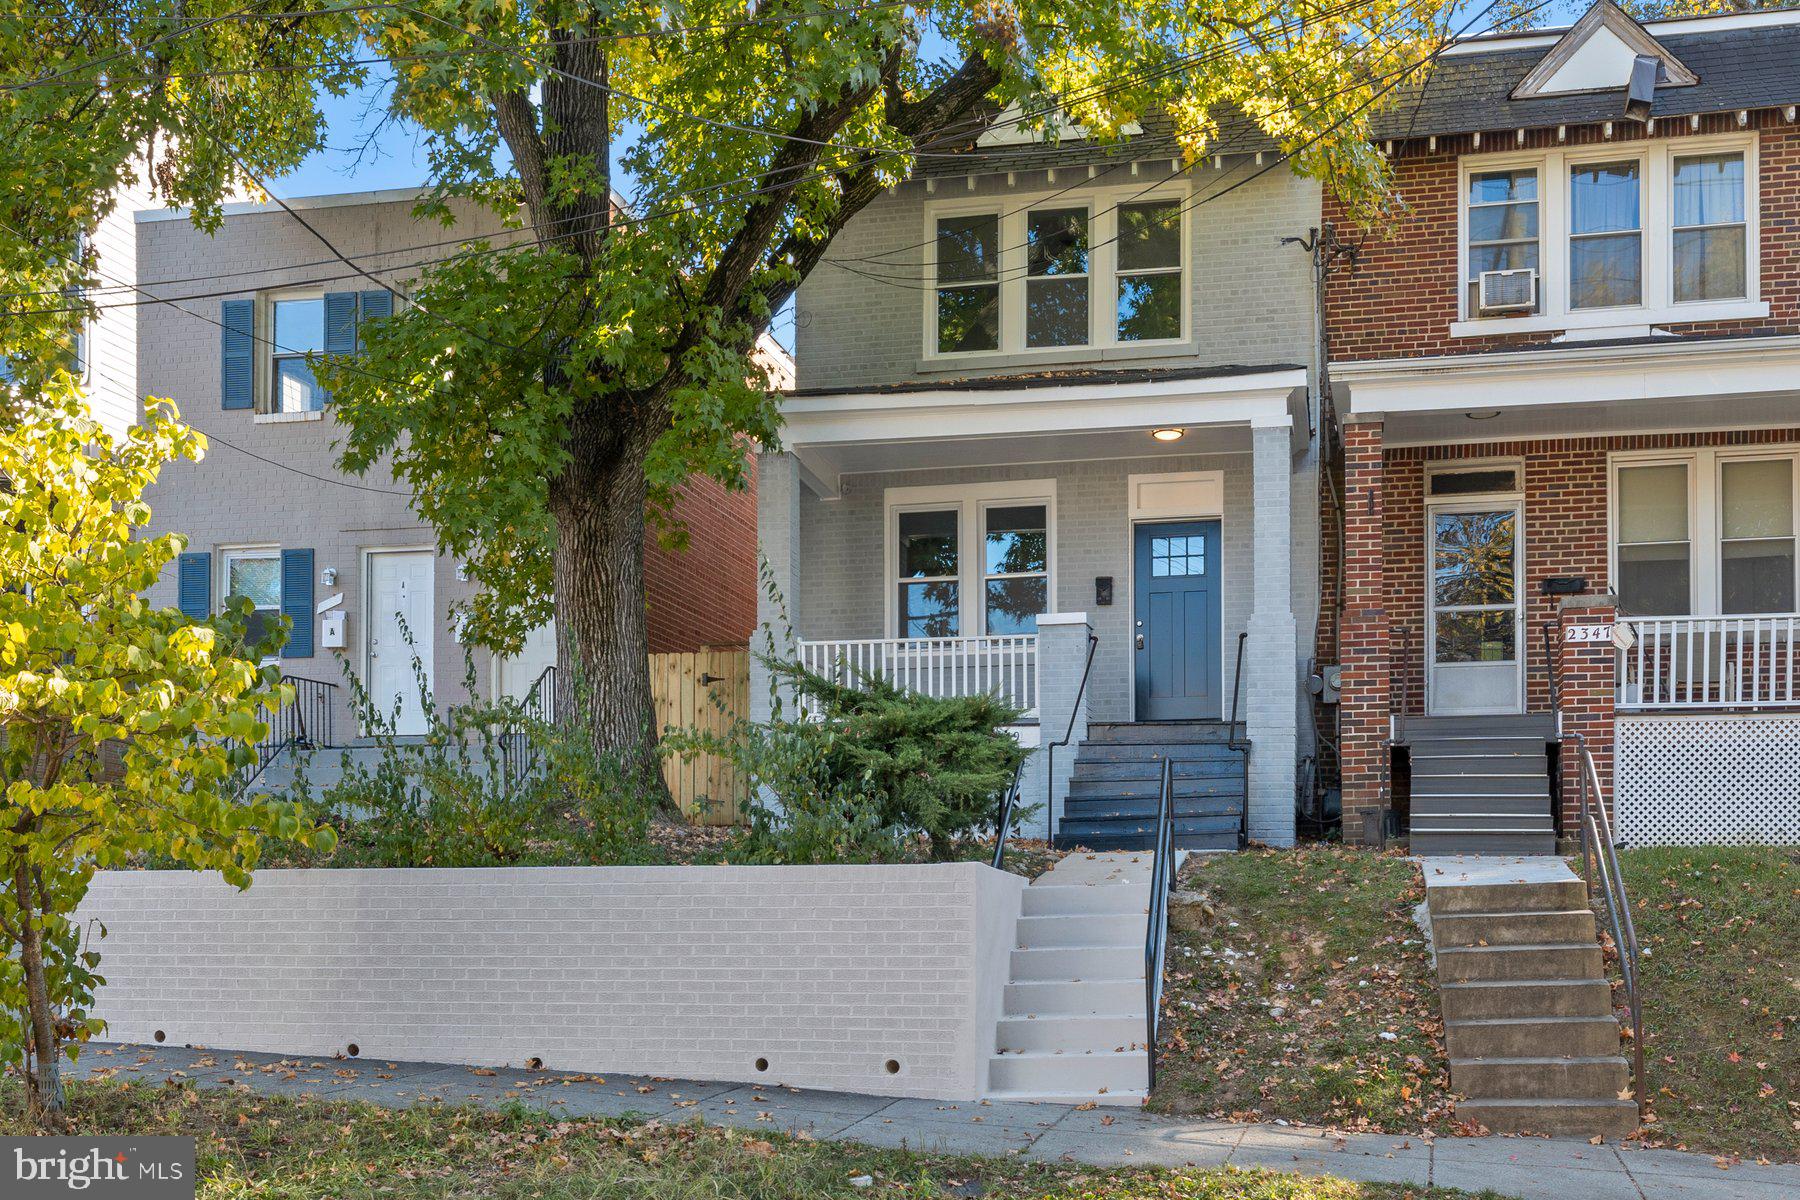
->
[651,647,750,825]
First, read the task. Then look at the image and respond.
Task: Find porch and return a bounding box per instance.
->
[1332,335,1800,849]
[756,365,1315,846]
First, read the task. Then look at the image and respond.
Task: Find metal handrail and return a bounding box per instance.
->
[988,759,1027,871]
[235,674,338,791]
[1542,621,1562,717]
[502,664,558,784]
[1143,755,1178,1092]
[1043,633,1100,846]
[1571,731,1646,1122]
[1226,631,1251,848]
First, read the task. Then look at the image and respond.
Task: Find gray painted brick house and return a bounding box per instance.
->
[761,127,1325,847]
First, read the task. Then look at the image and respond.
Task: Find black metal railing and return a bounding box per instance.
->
[501,664,558,784]
[1226,631,1251,848]
[1570,731,1645,1120]
[1043,633,1100,847]
[1542,621,1563,716]
[1143,755,1179,1092]
[235,675,337,791]
[988,759,1027,871]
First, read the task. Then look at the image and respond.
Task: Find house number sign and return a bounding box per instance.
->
[1564,623,1615,643]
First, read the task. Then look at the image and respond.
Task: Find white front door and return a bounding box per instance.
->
[1427,502,1524,716]
[366,550,435,735]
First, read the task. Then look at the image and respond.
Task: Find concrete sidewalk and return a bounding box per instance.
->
[73,1044,1797,1200]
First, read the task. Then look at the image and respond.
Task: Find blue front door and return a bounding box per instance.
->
[1133,520,1221,721]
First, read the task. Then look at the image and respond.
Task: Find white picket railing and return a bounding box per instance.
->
[796,635,1040,716]
[1618,615,1800,710]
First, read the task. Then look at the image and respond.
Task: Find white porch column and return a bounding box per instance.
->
[750,449,803,727]
[1246,420,1299,846]
[1032,612,1093,843]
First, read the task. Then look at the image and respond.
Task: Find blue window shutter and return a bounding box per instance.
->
[280,548,315,658]
[220,299,254,410]
[322,292,359,355]
[356,289,393,352]
[177,551,211,620]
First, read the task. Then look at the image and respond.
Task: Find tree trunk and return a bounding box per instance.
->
[14,861,65,1123]
[549,432,669,805]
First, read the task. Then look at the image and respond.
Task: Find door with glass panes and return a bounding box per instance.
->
[1428,502,1524,716]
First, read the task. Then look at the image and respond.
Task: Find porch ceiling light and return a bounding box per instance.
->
[1465,410,1501,421]
[1151,427,1185,442]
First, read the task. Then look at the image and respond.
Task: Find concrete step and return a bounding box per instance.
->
[1437,943,1604,983]
[1020,884,1147,918]
[1455,1097,1638,1140]
[1072,759,1243,781]
[995,1013,1144,1054]
[1426,878,1588,916]
[1446,1016,1623,1061]
[1016,913,1145,949]
[1003,978,1144,1017]
[1433,909,1598,949]
[1086,722,1234,744]
[1064,830,1239,853]
[1440,978,1613,1021]
[987,1049,1148,1097]
[1009,945,1144,982]
[1411,829,1557,856]
[1452,1055,1631,1100]
[1074,743,1246,764]
[1412,774,1549,797]
[1066,777,1245,801]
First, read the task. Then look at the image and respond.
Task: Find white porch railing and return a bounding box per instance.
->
[796,635,1039,716]
[1618,615,1800,710]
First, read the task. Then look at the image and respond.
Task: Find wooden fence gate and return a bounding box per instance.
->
[650,647,750,825]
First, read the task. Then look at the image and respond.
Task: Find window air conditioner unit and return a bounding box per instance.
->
[1477,268,1537,315]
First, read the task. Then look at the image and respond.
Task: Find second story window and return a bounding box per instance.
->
[271,296,327,412]
[1673,152,1747,303]
[935,216,1001,353]
[1465,169,1539,315]
[1024,208,1089,348]
[1116,201,1183,340]
[1569,160,1642,310]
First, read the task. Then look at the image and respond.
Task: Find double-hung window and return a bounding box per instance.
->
[889,484,1054,637]
[1614,449,1800,619]
[1672,152,1748,303]
[1465,169,1540,315]
[270,296,328,412]
[222,546,282,654]
[927,193,1186,356]
[1569,160,1642,310]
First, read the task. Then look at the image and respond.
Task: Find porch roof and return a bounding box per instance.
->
[1331,333,1800,447]
[781,364,1308,498]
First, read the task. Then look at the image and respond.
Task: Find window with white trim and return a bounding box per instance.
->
[269,296,327,413]
[1613,448,1800,618]
[222,546,282,653]
[1458,136,1757,330]
[887,482,1054,636]
[926,193,1186,356]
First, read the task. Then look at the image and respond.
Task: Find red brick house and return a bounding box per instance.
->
[1325,2,1800,852]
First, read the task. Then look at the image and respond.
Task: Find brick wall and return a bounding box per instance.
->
[79,864,1025,1101]
[1337,421,1389,834]
[646,459,758,653]
[1324,116,1800,361]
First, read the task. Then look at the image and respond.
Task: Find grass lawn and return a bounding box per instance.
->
[0,1081,1503,1200]
[1150,848,1458,1135]
[1617,846,1798,1162]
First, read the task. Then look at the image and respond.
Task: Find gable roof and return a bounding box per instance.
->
[1509,0,1697,100]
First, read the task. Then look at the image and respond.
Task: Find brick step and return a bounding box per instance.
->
[1071,759,1243,782]
[1440,978,1613,1021]
[1445,1016,1622,1060]
[1454,1098,1638,1140]
[1433,909,1598,949]
[1411,829,1557,856]
[1437,943,1604,983]
[1085,722,1235,744]
[1067,777,1245,801]
[1426,878,1588,916]
[1412,774,1549,797]
[1451,1055,1631,1100]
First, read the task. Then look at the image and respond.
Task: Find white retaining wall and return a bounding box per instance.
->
[79,863,1026,1100]
[1616,714,1800,846]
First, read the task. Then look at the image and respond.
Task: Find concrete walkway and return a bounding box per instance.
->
[72,1044,1799,1200]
